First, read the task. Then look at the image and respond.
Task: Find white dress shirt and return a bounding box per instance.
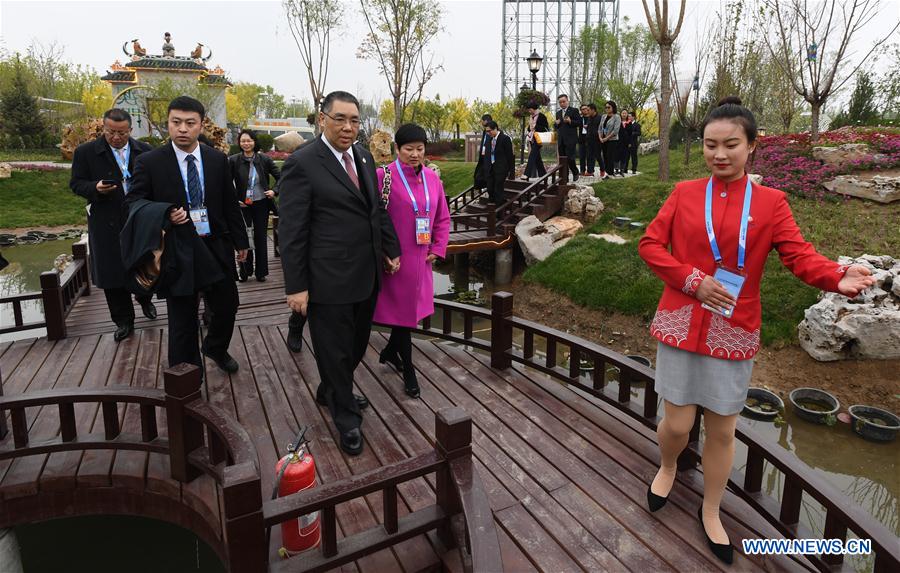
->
[172,141,204,200]
[321,134,355,174]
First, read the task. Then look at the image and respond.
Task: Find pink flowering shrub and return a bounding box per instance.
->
[265,150,291,161]
[11,163,69,172]
[752,128,900,198]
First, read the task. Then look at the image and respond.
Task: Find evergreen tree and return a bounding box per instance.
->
[846,72,879,125]
[0,57,45,138]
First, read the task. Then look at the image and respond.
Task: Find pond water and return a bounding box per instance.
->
[2,240,897,571]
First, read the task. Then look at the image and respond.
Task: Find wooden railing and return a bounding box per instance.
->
[409,292,900,573]
[0,363,500,572]
[0,239,91,339]
[263,407,501,573]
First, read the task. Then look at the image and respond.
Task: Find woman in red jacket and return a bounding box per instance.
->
[638,96,874,564]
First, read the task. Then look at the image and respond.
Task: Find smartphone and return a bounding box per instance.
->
[100,179,118,186]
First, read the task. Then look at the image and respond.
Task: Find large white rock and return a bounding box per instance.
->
[821,174,900,203]
[812,143,872,166]
[564,185,604,222]
[0,163,10,179]
[638,139,660,155]
[274,131,307,152]
[589,233,627,244]
[748,173,763,185]
[798,254,900,361]
[515,215,582,265]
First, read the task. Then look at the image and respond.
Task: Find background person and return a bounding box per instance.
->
[618,109,633,175]
[598,100,621,178]
[638,96,874,565]
[374,124,450,398]
[524,104,549,179]
[473,113,492,191]
[553,94,581,182]
[627,111,642,174]
[485,121,515,206]
[228,129,281,282]
[70,108,156,342]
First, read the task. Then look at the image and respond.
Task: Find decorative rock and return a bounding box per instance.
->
[426,162,441,179]
[0,163,11,178]
[564,185,604,222]
[60,118,104,160]
[588,233,627,244]
[748,173,763,185]
[798,254,900,361]
[812,143,872,166]
[274,131,306,153]
[515,215,582,265]
[821,174,900,203]
[638,139,660,155]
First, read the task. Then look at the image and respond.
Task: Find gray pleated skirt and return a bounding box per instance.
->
[654,343,754,415]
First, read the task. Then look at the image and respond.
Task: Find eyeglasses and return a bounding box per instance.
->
[104,129,131,137]
[322,111,361,128]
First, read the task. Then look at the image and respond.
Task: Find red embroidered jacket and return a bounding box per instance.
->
[638,175,847,361]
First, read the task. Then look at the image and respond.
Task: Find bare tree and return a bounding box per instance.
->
[642,0,687,181]
[357,0,443,130]
[283,0,342,132]
[672,20,711,166]
[762,0,899,141]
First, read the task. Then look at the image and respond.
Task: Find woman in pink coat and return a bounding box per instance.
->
[374,123,450,397]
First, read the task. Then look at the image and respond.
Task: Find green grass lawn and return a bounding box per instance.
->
[0,169,87,229]
[434,161,475,197]
[523,147,900,346]
[0,149,65,162]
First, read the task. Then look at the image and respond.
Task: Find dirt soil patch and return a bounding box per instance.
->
[508,278,900,414]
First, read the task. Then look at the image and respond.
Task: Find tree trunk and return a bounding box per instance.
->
[810,102,821,142]
[683,132,691,166]
[456,123,460,140]
[658,43,673,181]
[394,97,403,131]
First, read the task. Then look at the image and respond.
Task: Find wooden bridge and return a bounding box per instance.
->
[1,242,898,572]
[443,160,571,255]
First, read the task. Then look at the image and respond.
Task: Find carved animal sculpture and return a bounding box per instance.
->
[191,43,204,59]
[132,39,146,57]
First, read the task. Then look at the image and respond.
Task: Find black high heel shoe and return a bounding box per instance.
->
[403,369,420,398]
[698,507,734,565]
[646,484,669,512]
[379,349,404,372]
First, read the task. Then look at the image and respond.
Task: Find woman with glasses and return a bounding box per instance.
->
[524,104,550,179]
[598,100,621,179]
[228,129,281,281]
[373,123,450,398]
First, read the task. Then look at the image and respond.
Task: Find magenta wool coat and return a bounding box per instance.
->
[373,162,450,328]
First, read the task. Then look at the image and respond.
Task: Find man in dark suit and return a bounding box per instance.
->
[627,111,642,174]
[473,113,493,191]
[585,103,602,176]
[126,96,249,372]
[70,108,156,341]
[278,91,401,456]
[485,121,514,205]
[554,94,581,182]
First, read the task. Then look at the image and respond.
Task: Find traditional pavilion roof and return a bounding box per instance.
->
[126,56,207,71]
[100,70,136,82]
[199,74,231,87]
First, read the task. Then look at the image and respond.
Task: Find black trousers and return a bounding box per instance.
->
[618,141,631,172]
[600,141,618,175]
[384,327,413,368]
[628,143,639,172]
[557,138,578,181]
[525,143,546,178]
[103,287,150,327]
[239,202,270,279]
[473,158,488,190]
[166,275,239,369]
[578,136,587,173]
[308,289,377,434]
[487,166,508,204]
[587,139,601,174]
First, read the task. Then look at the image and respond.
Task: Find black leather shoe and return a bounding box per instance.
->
[287,328,303,353]
[379,349,403,372]
[698,507,733,565]
[340,427,364,455]
[257,276,267,282]
[316,393,369,410]
[139,299,157,320]
[202,349,239,373]
[647,484,669,512]
[403,369,420,398]
[113,323,133,342]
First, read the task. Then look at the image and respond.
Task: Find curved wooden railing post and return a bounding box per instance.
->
[222,461,266,573]
[0,370,7,440]
[40,271,66,341]
[165,363,204,482]
[72,241,90,296]
[490,292,514,370]
[435,407,470,548]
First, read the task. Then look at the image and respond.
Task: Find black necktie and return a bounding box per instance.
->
[185,154,202,207]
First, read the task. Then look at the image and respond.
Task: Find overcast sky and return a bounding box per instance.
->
[1,0,898,106]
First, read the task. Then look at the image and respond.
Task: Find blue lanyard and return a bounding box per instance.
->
[393,159,429,215]
[247,158,258,190]
[181,152,205,207]
[705,176,753,270]
[112,144,130,179]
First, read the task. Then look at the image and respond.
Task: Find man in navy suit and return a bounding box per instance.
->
[126,96,249,372]
[70,108,156,341]
[554,94,581,182]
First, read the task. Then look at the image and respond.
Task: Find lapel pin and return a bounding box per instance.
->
[362,157,366,164]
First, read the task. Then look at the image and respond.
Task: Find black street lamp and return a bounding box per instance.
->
[527,50,543,91]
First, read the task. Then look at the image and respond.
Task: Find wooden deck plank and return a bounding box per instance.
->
[495,502,587,573]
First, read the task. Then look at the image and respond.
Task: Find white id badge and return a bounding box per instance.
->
[190,208,211,237]
[415,216,431,245]
[701,267,745,318]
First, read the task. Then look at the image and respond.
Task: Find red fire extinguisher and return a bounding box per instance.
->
[273,427,320,558]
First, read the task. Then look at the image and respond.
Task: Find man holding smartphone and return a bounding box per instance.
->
[70,108,156,341]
